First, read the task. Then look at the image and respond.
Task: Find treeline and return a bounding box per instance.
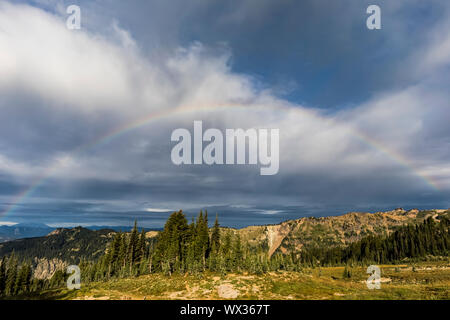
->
[0,256,32,297]
[149,210,301,275]
[82,211,301,282]
[0,255,70,298]
[300,216,450,266]
[80,221,149,281]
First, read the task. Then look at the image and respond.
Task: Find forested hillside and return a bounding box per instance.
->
[232,209,449,258]
[300,216,450,266]
[0,227,116,264]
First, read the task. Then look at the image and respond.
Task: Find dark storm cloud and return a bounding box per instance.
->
[0,92,122,164]
[0,1,449,227]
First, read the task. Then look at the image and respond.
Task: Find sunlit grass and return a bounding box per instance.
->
[33,261,449,300]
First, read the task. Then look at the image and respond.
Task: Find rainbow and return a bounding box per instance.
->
[0,102,441,219]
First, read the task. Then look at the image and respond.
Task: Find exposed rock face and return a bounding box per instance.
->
[33,257,67,279]
[47,228,65,236]
[266,223,292,258]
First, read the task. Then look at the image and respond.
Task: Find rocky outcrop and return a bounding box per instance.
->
[33,257,67,279]
[235,208,449,257]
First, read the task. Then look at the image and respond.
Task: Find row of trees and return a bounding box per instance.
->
[83,211,302,282]
[82,221,149,281]
[0,255,33,297]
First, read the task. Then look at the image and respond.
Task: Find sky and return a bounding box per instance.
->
[0,0,449,228]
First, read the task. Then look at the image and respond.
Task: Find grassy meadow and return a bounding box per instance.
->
[32,261,449,300]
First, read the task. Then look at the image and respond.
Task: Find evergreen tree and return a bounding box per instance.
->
[118,233,127,270]
[0,257,5,295]
[221,231,232,271]
[233,234,243,272]
[154,210,189,274]
[186,218,196,273]
[15,262,32,294]
[211,214,220,253]
[5,256,17,296]
[137,229,147,269]
[127,220,140,273]
[343,265,352,278]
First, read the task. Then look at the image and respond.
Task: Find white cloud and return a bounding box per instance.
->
[145,208,173,213]
[0,2,167,115]
[0,221,18,226]
[258,210,282,215]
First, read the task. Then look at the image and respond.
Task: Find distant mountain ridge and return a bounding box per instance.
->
[0,223,54,243]
[0,226,116,264]
[0,223,161,242]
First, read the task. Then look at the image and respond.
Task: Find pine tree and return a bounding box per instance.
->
[118,233,127,271]
[343,265,352,279]
[108,232,123,277]
[137,229,147,268]
[185,218,196,273]
[127,220,139,273]
[110,233,122,262]
[211,214,220,252]
[5,256,18,296]
[154,210,189,274]
[233,234,243,272]
[0,257,6,295]
[201,210,210,267]
[15,262,32,294]
[221,231,232,271]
